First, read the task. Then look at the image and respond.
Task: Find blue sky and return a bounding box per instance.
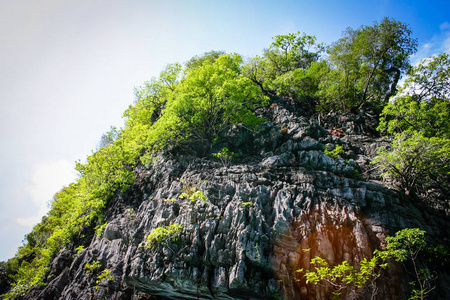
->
[0,0,449,261]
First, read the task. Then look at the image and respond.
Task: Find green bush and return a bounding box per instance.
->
[84,260,102,275]
[302,228,441,299]
[179,180,207,203]
[324,145,344,159]
[212,147,238,167]
[75,245,85,253]
[95,269,113,289]
[374,53,450,197]
[145,224,183,250]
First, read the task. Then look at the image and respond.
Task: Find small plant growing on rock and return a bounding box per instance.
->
[145,223,183,250]
[301,254,386,299]
[301,228,442,300]
[351,169,362,180]
[179,179,207,203]
[95,269,114,290]
[95,222,107,237]
[75,245,85,253]
[212,147,238,167]
[126,208,136,218]
[84,260,102,275]
[324,144,344,159]
[254,243,261,258]
[73,246,85,257]
[180,190,207,203]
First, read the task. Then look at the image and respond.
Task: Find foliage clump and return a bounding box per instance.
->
[84,260,102,275]
[212,147,238,167]
[245,18,417,114]
[374,53,450,197]
[324,145,344,159]
[302,228,446,300]
[178,179,207,203]
[302,254,384,299]
[95,269,114,290]
[144,224,184,250]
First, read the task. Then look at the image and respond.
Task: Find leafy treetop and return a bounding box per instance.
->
[318,17,417,112]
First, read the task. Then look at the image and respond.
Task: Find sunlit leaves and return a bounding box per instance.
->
[7,120,146,296]
[373,133,450,195]
[145,53,267,149]
[184,50,225,72]
[304,254,383,297]
[123,63,182,127]
[378,228,437,299]
[379,53,450,138]
[375,53,450,197]
[267,31,324,74]
[144,224,183,250]
[243,32,323,99]
[403,53,450,103]
[303,228,442,299]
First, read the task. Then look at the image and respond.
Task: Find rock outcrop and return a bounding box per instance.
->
[26,99,450,300]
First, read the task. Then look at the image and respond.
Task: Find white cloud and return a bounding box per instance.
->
[16,160,76,228]
[444,36,450,53]
[440,21,450,31]
[412,21,450,65]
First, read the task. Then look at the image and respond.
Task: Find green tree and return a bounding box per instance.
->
[98,126,120,149]
[145,53,267,152]
[379,228,436,300]
[375,53,450,197]
[270,60,329,113]
[378,53,450,138]
[402,53,450,104]
[244,32,324,96]
[373,133,450,196]
[319,17,417,112]
[303,228,442,300]
[303,254,385,299]
[185,50,225,71]
[265,32,324,74]
[123,63,182,127]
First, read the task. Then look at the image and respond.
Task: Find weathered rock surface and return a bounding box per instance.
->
[26,101,450,299]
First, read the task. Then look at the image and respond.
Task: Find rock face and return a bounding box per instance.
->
[27,100,449,300]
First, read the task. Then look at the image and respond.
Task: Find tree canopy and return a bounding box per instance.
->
[244,32,323,96]
[374,53,450,197]
[142,53,267,156]
[318,17,417,112]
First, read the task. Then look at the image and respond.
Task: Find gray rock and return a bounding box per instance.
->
[297,136,322,150]
[24,100,450,300]
[104,222,122,241]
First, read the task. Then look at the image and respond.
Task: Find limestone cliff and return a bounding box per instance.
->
[23,99,450,300]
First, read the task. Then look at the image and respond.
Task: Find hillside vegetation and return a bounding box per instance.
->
[1,17,449,299]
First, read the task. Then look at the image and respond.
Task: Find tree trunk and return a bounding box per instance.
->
[383,67,401,102]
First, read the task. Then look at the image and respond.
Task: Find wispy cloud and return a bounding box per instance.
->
[412,21,450,65]
[16,160,76,228]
